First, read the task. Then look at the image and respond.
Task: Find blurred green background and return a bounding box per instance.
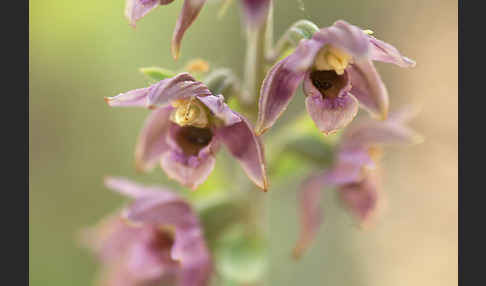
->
[29,0,457,285]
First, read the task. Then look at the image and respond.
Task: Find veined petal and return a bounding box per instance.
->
[368,36,416,67]
[105,73,208,109]
[217,113,268,191]
[255,58,306,135]
[125,0,161,27]
[240,0,271,29]
[147,73,211,107]
[171,0,207,59]
[293,172,326,259]
[196,94,241,126]
[162,124,219,190]
[305,94,359,135]
[348,59,389,119]
[303,70,359,134]
[135,106,173,172]
[104,86,151,107]
[161,150,216,190]
[283,37,324,73]
[312,20,370,60]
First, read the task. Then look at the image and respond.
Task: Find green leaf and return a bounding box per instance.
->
[215,225,267,284]
[139,67,177,81]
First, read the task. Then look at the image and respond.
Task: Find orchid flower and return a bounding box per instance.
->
[83,177,212,286]
[105,73,268,190]
[293,108,422,258]
[256,20,415,135]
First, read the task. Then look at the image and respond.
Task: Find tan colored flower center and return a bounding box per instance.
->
[171,99,209,128]
[314,45,352,75]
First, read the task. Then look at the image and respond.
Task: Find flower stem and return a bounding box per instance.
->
[241,1,273,122]
[241,3,274,285]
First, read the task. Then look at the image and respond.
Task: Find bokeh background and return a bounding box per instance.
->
[29,0,457,285]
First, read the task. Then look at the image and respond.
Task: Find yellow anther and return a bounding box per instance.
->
[363,29,374,35]
[170,99,209,128]
[314,45,352,75]
[184,59,210,74]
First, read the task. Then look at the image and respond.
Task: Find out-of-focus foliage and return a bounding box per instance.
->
[215,224,268,285]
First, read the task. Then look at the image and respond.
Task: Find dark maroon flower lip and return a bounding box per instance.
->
[172,125,214,157]
[308,70,347,100]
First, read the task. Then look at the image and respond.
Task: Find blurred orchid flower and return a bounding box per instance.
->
[105,73,268,191]
[82,177,212,286]
[293,108,422,258]
[256,20,415,135]
[125,0,270,59]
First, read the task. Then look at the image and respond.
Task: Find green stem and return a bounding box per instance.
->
[241,3,272,122]
[241,2,274,285]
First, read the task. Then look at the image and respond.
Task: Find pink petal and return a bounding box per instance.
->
[171,0,207,59]
[338,173,380,224]
[255,57,306,135]
[196,94,241,125]
[105,73,207,109]
[104,176,177,200]
[304,70,359,134]
[368,35,416,67]
[160,150,216,190]
[135,106,173,172]
[348,59,389,119]
[312,20,370,60]
[341,113,423,149]
[125,0,161,27]
[217,113,268,191]
[293,172,326,259]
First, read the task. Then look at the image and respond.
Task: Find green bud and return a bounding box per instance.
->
[271,19,319,61]
[286,19,320,45]
[203,68,242,98]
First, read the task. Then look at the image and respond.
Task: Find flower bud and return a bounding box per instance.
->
[286,19,320,45]
[270,19,319,61]
[203,68,242,98]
